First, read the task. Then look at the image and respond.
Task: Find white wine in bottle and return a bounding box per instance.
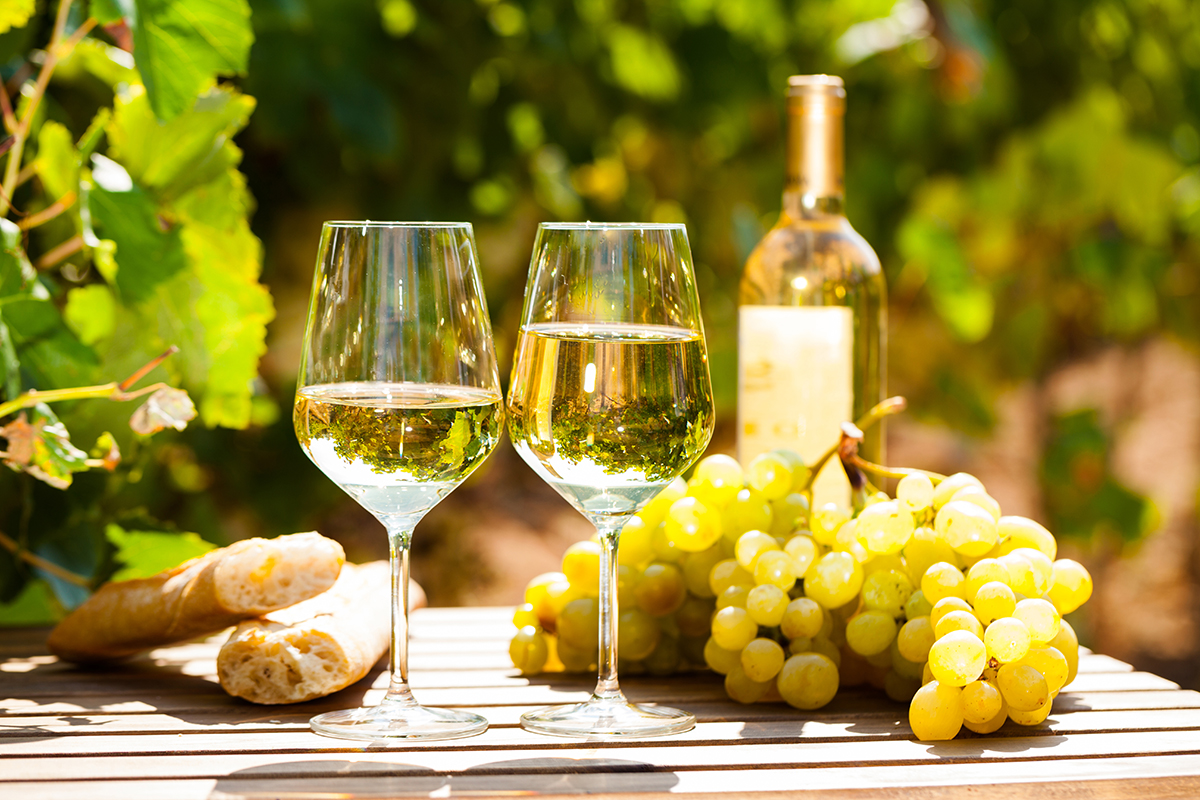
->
[738,75,886,509]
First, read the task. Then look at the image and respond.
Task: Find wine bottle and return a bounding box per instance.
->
[737,74,886,509]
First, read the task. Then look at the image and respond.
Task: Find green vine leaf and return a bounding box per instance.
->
[0,0,35,35]
[103,0,254,121]
[1,404,90,489]
[0,218,35,298]
[64,284,117,346]
[105,523,214,581]
[35,120,80,206]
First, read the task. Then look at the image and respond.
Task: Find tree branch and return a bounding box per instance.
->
[0,528,91,587]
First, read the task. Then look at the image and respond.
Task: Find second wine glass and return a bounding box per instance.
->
[507,222,715,737]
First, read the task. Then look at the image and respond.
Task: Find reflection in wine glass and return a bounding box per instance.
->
[295,221,502,741]
[508,223,715,737]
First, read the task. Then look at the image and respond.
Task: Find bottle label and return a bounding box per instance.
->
[737,305,853,509]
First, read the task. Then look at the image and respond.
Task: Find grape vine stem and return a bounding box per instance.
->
[0,528,90,587]
[802,396,908,494]
[846,454,945,484]
[0,347,179,420]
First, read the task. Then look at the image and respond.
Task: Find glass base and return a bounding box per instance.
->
[310,698,488,742]
[520,696,695,738]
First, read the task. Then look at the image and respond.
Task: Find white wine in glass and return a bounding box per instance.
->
[296,221,502,741]
[508,223,715,737]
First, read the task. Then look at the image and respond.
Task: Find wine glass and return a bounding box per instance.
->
[295,221,502,741]
[508,222,715,737]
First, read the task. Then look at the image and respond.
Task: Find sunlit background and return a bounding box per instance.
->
[2,0,1198,689]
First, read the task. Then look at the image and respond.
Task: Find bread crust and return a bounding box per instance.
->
[216,561,395,704]
[47,532,344,663]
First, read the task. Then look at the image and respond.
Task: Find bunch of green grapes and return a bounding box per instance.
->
[508,451,1094,741]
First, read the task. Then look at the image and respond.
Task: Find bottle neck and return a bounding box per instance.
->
[783,94,845,219]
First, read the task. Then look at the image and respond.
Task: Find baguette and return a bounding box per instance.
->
[47,532,345,663]
[217,560,403,704]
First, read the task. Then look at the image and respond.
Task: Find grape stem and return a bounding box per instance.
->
[0,346,179,420]
[0,528,90,586]
[847,454,946,484]
[801,396,908,495]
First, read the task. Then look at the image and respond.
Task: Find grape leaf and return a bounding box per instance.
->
[35,120,79,204]
[2,297,99,389]
[57,39,137,89]
[1,404,90,489]
[64,284,117,346]
[0,0,34,35]
[87,155,188,303]
[0,579,62,626]
[118,0,254,121]
[91,0,130,26]
[105,523,214,581]
[108,84,255,201]
[0,217,35,297]
[130,386,196,434]
[92,431,121,470]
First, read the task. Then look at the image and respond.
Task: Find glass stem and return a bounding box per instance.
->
[383,519,418,706]
[594,518,625,703]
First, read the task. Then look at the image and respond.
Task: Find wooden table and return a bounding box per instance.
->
[3,607,1200,799]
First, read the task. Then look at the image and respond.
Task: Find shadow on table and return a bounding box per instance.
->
[206,757,679,799]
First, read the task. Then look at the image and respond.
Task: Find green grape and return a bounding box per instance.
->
[1048,559,1093,615]
[525,571,568,629]
[649,523,682,563]
[512,602,539,629]
[927,630,987,686]
[510,625,549,674]
[995,515,1057,561]
[999,550,1050,598]
[777,652,839,710]
[935,500,999,557]
[711,606,759,651]
[811,636,842,667]
[950,485,1002,521]
[638,477,689,530]
[885,671,921,703]
[557,637,597,672]
[1012,547,1054,593]
[617,608,661,661]
[741,637,786,682]
[897,616,935,663]
[891,637,925,681]
[616,564,639,608]
[1007,696,1053,726]
[725,664,773,703]
[930,597,973,633]
[864,553,905,575]
[680,634,708,666]
[693,454,745,506]
[865,490,891,506]
[716,584,751,610]
[1018,645,1069,694]
[861,569,914,618]
[618,514,656,567]
[965,558,1010,602]
[635,562,686,616]
[973,581,1016,625]
[1050,619,1080,685]
[903,529,960,587]
[984,616,1032,663]
[921,562,966,604]
[804,551,864,609]
[784,533,819,579]
[963,702,1008,734]
[723,487,774,541]
[846,610,898,657]
[558,597,600,649]
[543,578,578,626]
[746,583,789,626]
[709,558,754,595]
[904,589,934,620]
[855,500,916,555]
[833,519,870,564]
[666,495,724,552]
[961,679,1003,724]
[997,662,1049,712]
[931,472,984,510]
[897,473,935,513]
[657,612,680,639]
[677,595,716,638]
[736,530,780,570]
[1013,598,1060,644]
[789,636,813,655]
[644,634,680,676]
[703,636,742,675]
[811,503,850,546]
[769,493,811,538]
[865,645,893,670]
[780,597,824,640]
[561,540,602,591]
[921,660,934,685]
[753,550,797,591]
[681,545,724,598]
[934,609,983,641]
[747,450,798,500]
[908,680,964,741]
